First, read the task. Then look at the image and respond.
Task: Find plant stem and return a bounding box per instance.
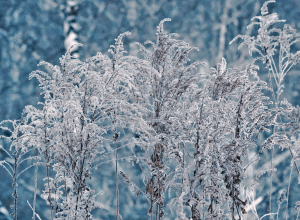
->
[116,142,119,220]
[156,203,158,220]
[285,164,293,220]
[46,148,53,220]
[32,159,39,220]
[13,149,18,220]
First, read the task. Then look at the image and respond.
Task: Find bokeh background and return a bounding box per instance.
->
[1,0,300,219]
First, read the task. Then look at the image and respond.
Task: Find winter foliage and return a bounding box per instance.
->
[1,0,300,219]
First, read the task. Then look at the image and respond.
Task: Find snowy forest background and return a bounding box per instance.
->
[1,0,300,219]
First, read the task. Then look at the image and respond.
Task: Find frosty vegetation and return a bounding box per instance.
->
[1,0,300,219]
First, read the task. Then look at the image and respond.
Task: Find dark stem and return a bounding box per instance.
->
[32,159,39,220]
[156,203,159,220]
[116,140,119,220]
[46,148,54,220]
[13,149,18,220]
[181,146,185,194]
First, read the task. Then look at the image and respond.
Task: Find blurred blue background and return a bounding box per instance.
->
[1,0,300,219]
